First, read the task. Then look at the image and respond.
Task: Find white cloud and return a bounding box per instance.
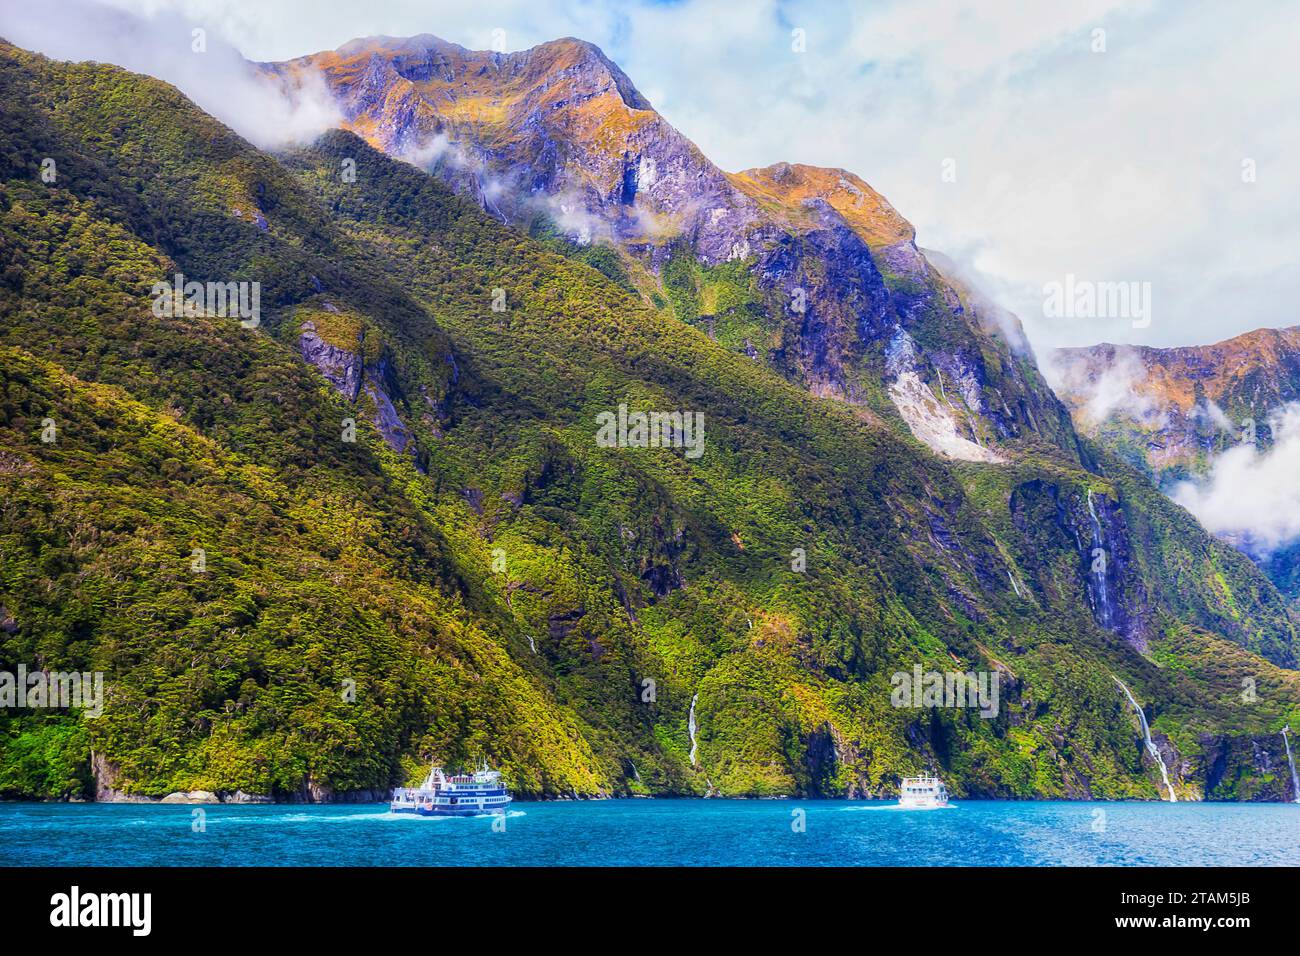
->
[1043,346,1166,430]
[1194,399,1234,435]
[2,0,341,149]
[10,0,1300,354]
[1172,403,1300,555]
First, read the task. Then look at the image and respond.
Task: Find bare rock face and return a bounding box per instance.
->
[304,777,332,803]
[297,319,414,457]
[1201,733,1297,801]
[299,321,363,400]
[269,36,760,247]
[1006,478,1154,649]
[1052,327,1300,463]
[227,790,274,804]
[92,752,136,803]
[885,327,1005,464]
[363,358,413,455]
[288,778,382,803]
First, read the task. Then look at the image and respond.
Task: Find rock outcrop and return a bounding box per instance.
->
[297,312,416,457]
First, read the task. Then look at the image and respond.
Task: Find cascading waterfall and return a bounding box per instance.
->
[687,693,699,767]
[1282,726,1300,804]
[1113,677,1176,801]
[1087,490,1114,629]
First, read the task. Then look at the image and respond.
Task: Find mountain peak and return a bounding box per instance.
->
[521,35,652,111]
[1051,323,1300,455]
[271,32,661,188]
[290,32,651,113]
[729,162,915,249]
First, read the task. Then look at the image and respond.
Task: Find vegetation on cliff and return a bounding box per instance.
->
[1,41,1297,803]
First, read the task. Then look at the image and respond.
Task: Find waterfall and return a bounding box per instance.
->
[964,409,986,448]
[687,693,699,767]
[1283,727,1300,804]
[1113,677,1176,801]
[1007,570,1023,598]
[1087,490,1114,629]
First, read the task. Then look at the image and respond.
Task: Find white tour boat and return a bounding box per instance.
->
[897,774,949,809]
[390,761,512,817]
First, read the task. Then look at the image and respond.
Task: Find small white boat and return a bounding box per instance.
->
[897,774,949,809]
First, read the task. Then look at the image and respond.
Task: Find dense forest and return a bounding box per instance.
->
[1,40,1298,803]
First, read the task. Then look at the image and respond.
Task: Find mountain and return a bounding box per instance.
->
[1051,327,1300,479]
[267,35,1081,464]
[1051,327,1300,598]
[2,36,1299,804]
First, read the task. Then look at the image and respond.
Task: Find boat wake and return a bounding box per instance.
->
[842,803,956,812]
[240,808,529,824]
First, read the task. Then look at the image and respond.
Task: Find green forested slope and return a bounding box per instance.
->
[1,42,1297,801]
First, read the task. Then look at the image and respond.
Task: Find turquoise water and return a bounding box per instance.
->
[2,800,1298,866]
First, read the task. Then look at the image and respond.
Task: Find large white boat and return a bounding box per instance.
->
[390,762,512,817]
[897,774,949,809]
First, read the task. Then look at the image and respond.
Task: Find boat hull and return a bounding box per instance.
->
[898,775,948,809]
[897,799,949,810]
[391,800,512,817]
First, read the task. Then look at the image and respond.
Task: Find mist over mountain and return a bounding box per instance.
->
[1,0,343,149]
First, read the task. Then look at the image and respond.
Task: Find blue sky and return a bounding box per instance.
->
[9,0,1300,353]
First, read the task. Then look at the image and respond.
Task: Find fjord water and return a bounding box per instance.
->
[3,801,1298,866]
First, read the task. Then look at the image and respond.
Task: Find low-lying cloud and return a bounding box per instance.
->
[3,0,340,150]
[399,133,611,241]
[1172,402,1300,556]
[1044,346,1166,430]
